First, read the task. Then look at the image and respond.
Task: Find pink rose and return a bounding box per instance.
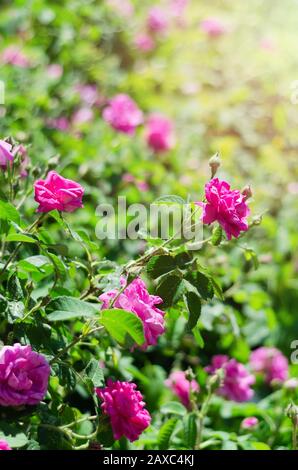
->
[0,140,14,168]
[99,277,165,350]
[96,380,151,442]
[74,84,102,106]
[147,8,168,34]
[34,171,84,213]
[197,178,250,240]
[200,17,227,37]
[72,107,94,126]
[206,355,255,402]
[165,371,199,409]
[134,33,155,53]
[103,94,143,135]
[47,64,63,79]
[145,114,175,153]
[241,417,259,429]
[2,46,30,67]
[46,117,70,131]
[0,440,11,450]
[250,347,288,384]
[0,343,50,407]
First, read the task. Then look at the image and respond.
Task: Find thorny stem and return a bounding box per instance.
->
[50,326,104,364]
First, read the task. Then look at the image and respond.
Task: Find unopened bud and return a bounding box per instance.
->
[241,185,253,200]
[209,153,221,178]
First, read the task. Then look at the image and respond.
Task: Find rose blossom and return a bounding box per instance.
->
[0,140,14,168]
[47,64,63,79]
[72,107,94,126]
[206,355,255,402]
[2,46,30,67]
[197,178,250,240]
[46,117,70,131]
[200,17,227,37]
[102,94,143,135]
[134,33,155,53]
[165,371,199,409]
[96,380,151,442]
[241,417,259,429]
[145,114,175,153]
[250,347,288,384]
[34,171,84,213]
[0,440,11,450]
[0,343,50,407]
[147,7,168,34]
[99,277,165,350]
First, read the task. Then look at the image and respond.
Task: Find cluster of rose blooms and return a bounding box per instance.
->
[0,136,294,448]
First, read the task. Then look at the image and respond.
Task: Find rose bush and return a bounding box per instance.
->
[0,0,297,452]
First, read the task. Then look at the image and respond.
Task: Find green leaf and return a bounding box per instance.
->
[147,255,176,279]
[161,401,186,416]
[46,296,98,321]
[251,441,271,450]
[100,308,145,346]
[85,359,105,387]
[155,274,182,307]
[0,422,28,448]
[185,291,202,330]
[158,418,178,450]
[6,233,37,244]
[193,326,205,348]
[183,413,197,449]
[0,201,20,224]
[186,271,214,300]
[211,225,223,246]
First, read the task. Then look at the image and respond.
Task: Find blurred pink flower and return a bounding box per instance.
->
[134,33,155,53]
[96,380,151,442]
[206,355,255,402]
[170,0,189,17]
[103,94,143,135]
[99,277,165,350]
[47,64,63,79]
[0,140,14,168]
[241,417,259,429]
[0,440,11,450]
[107,0,134,18]
[288,182,298,195]
[34,171,84,213]
[250,347,288,384]
[147,7,168,34]
[284,378,298,390]
[136,180,149,191]
[72,107,94,126]
[200,17,227,37]
[260,37,276,52]
[75,84,102,106]
[2,46,30,67]
[0,343,50,407]
[165,371,199,409]
[46,117,70,131]
[197,178,250,240]
[145,114,175,153]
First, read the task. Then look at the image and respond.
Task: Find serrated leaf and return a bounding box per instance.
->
[46,296,98,321]
[158,418,178,450]
[85,359,104,387]
[6,233,37,244]
[186,271,214,300]
[147,255,176,279]
[161,401,187,416]
[0,200,20,224]
[185,291,201,330]
[100,308,145,346]
[155,274,182,307]
[183,413,197,449]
